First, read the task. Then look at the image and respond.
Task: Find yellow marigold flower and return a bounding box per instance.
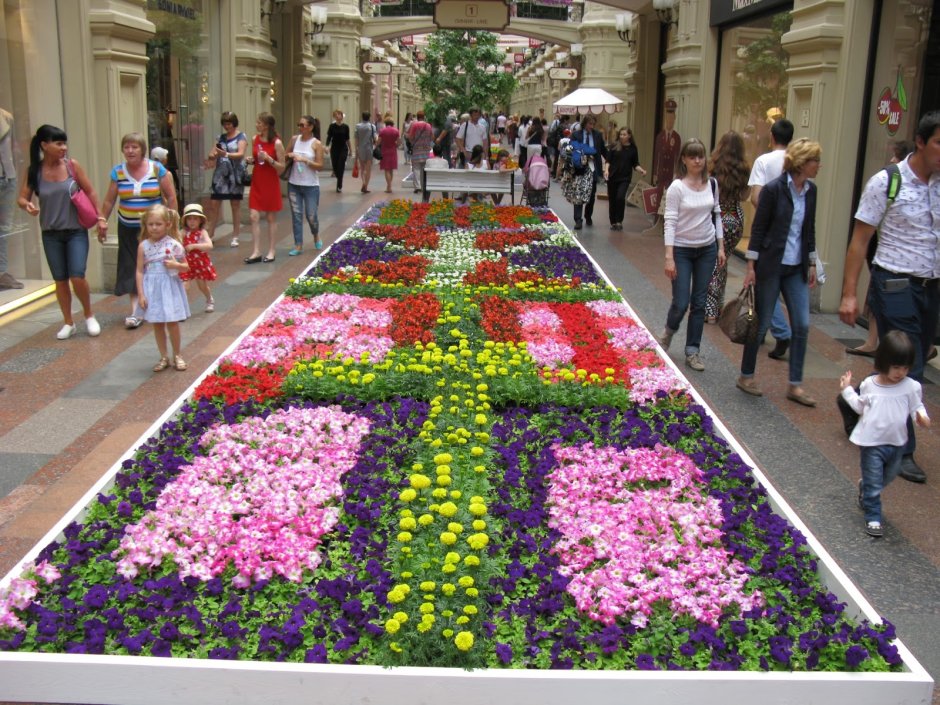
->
[417,621,432,633]
[390,641,403,653]
[435,465,451,475]
[401,571,413,578]
[399,489,417,502]
[420,581,436,592]
[397,531,413,542]
[450,490,462,500]
[432,488,448,499]
[393,612,408,623]
[470,446,484,457]
[438,501,458,518]
[464,555,481,567]
[445,552,461,564]
[433,453,453,465]
[447,522,463,533]
[458,576,474,588]
[418,513,434,526]
[441,583,456,596]
[387,588,406,604]
[412,462,425,471]
[362,373,376,384]
[442,564,457,574]
[441,610,454,618]
[465,587,479,597]
[419,602,435,614]
[474,413,487,425]
[385,618,401,634]
[476,383,488,392]
[474,465,486,473]
[468,502,487,517]
[440,531,457,546]
[409,474,431,489]
[463,605,478,615]
[400,517,417,531]
[456,616,470,625]
[467,533,489,550]
[454,631,474,651]
[472,520,486,531]
[400,509,414,518]
[436,475,452,486]
[443,629,455,639]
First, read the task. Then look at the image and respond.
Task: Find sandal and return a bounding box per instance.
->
[153,357,170,372]
[173,355,188,371]
[124,316,143,329]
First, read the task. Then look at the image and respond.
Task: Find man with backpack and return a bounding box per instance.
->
[839,110,940,484]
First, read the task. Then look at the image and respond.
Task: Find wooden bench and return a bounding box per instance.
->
[422,167,515,205]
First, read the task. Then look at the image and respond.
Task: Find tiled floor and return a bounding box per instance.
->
[0,171,938,701]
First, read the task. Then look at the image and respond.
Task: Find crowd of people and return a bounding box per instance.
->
[11,104,940,540]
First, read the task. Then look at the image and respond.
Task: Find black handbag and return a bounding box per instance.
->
[718,285,760,345]
[239,164,252,187]
[280,156,294,181]
[373,146,382,161]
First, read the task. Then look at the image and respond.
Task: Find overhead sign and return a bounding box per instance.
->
[514,52,524,64]
[433,0,510,31]
[362,61,392,75]
[549,67,578,81]
[528,37,542,48]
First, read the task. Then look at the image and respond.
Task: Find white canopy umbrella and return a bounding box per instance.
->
[553,87,623,115]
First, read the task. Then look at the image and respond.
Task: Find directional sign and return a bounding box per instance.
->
[434,0,511,31]
[549,67,578,81]
[362,61,392,75]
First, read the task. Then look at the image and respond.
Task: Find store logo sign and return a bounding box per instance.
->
[876,70,907,136]
[150,0,197,20]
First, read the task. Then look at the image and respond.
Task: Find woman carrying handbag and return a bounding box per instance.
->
[736,138,821,407]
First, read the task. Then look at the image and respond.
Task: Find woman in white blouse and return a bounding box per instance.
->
[657,138,726,372]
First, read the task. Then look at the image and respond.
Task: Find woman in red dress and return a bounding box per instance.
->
[377,117,401,194]
[244,112,285,264]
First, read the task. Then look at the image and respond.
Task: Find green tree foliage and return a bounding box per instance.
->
[417,31,516,126]
[731,12,792,121]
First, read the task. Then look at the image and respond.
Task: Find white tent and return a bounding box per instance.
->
[553,87,623,115]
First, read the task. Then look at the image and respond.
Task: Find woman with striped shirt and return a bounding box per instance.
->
[97,132,177,328]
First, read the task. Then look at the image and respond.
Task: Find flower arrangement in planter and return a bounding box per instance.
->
[0,200,912,687]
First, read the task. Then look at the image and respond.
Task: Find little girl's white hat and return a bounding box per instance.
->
[151,146,169,162]
[182,203,207,224]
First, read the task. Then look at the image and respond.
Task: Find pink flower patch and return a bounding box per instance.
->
[113,406,370,585]
[547,442,762,628]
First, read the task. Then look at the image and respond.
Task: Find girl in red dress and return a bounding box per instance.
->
[179,203,217,312]
[245,112,286,264]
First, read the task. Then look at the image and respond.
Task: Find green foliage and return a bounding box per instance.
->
[417,31,517,125]
[731,12,792,121]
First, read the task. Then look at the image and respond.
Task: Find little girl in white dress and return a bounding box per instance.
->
[135,204,191,371]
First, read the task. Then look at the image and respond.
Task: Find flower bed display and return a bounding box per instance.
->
[0,200,932,704]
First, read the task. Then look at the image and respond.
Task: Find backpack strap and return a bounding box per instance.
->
[884,163,901,202]
[709,177,719,232]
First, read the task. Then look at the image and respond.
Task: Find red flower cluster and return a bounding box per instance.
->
[474,230,543,252]
[479,295,521,341]
[358,255,430,284]
[463,259,510,286]
[365,223,439,250]
[193,362,287,405]
[390,292,441,345]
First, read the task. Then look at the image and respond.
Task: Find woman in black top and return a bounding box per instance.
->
[325,110,350,193]
[605,127,646,230]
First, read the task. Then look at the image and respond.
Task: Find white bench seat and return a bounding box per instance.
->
[422,168,515,204]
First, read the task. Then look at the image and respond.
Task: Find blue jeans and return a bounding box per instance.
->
[770,299,792,340]
[665,242,718,355]
[868,265,940,456]
[41,229,89,280]
[859,444,903,524]
[288,183,320,247]
[740,264,810,384]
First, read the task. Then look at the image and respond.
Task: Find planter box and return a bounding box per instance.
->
[0,211,933,705]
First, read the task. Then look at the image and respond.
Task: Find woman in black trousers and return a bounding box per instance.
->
[325,110,350,193]
[605,127,646,230]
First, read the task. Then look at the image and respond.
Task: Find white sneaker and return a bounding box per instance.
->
[86,316,101,337]
[56,324,77,340]
[230,238,239,248]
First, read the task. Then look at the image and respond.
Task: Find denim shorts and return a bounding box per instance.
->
[42,228,89,280]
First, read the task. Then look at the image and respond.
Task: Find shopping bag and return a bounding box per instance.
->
[642,186,662,215]
[718,285,760,345]
[352,160,359,178]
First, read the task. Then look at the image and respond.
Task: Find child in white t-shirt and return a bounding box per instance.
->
[840,330,930,538]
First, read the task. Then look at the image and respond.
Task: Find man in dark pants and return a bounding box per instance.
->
[839,110,940,484]
[571,115,607,230]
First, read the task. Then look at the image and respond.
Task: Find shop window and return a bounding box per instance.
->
[714,9,792,253]
[145,0,221,206]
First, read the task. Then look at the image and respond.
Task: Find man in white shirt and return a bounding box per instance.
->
[839,110,940,484]
[749,118,795,360]
[456,108,488,166]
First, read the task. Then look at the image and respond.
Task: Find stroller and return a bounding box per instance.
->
[522,153,551,207]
